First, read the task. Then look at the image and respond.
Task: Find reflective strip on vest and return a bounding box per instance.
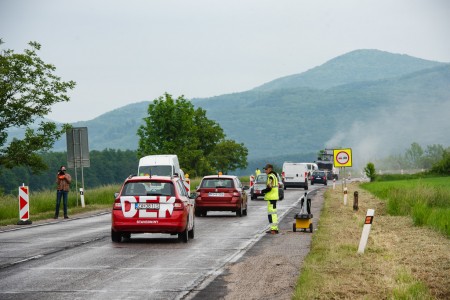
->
[264,173,279,200]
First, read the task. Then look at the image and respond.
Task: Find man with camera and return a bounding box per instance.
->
[54,166,72,219]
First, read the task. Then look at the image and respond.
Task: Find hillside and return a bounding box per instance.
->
[192,64,450,164]
[254,49,446,91]
[9,49,450,172]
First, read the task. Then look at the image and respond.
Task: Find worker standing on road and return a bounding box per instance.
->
[255,168,261,177]
[262,163,279,234]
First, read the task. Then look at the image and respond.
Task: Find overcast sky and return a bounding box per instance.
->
[1,0,450,123]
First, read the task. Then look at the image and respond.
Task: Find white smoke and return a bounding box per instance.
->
[326,98,450,171]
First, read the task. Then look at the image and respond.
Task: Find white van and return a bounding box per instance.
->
[282,162,309,190]
[304,163,318,174]
[138,155,185,179]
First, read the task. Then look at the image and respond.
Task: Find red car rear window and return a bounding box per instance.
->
[122,181,175,196]
[201,179,234,188]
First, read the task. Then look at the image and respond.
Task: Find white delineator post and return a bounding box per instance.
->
[358,209,375,254]
[79,188,85,208]
[343,187,348,205]
[333,178,336,190]
[19,185,30,221]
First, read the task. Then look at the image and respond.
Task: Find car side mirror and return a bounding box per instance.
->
[243,185,250,190]
[114,192,119,198]
[189,192,197,199]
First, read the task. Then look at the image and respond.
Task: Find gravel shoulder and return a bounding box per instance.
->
[191,188,326,300]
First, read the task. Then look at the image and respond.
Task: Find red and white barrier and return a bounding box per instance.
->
[184,178,191,193]
[19,185,29,221]
[249,175,255,187]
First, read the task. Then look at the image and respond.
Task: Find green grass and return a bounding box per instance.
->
[0,184,121,226]
[391,269,433,300]
[361,177,450,237]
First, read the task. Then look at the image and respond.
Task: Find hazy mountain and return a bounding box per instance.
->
[191,64,450,168]
[8,50,450,171]
[254,49,446,91]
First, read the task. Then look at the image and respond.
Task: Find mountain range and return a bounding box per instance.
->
[9,49,450,172]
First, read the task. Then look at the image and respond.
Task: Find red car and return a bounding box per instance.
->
[195,175,249,217]
[111,175,195,243]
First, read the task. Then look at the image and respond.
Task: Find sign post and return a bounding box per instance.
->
[66,127,90,207]
[334,148,352,190]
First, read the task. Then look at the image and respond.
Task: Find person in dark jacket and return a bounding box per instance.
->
[54,166,72,219]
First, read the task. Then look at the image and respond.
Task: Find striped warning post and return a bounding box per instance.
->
[18,186,32,225]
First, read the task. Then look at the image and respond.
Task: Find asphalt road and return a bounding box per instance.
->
[0,185,324,300]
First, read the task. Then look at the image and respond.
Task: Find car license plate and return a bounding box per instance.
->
[208,192,225,197]
[135,203,160,210]
[286,177,293,179]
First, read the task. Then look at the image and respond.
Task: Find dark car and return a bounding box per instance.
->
[195,175,249,217]
[250,173,284,200]
[310,171,327,185]
[111,175,195,243]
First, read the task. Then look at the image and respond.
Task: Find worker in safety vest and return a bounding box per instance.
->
[255,168,261,177]
[261,163,279,234]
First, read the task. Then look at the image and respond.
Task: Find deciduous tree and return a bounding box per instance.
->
[0,40,76,173]
[137,93,248,176]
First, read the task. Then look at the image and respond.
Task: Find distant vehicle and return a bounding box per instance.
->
[250,173,284,200]
[195,175,249,217]
[282,162,309,190]
[111,175,195,243]
[316,149,339,180]
[310,170,328,185]
[138,154,185,179]
[138,154,189,191]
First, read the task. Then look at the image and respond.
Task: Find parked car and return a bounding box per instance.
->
[195,175,249,217]
[111,175,195,243]
[250,173,285,200]
[310,170,328,185]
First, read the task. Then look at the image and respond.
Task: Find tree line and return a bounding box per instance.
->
[0,149,138,195]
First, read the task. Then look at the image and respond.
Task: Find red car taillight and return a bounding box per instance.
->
[173,198,185,211]
[113,199,122,210]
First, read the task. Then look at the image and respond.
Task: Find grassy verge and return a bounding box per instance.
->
[361,177,450,237]
[0,184,121,226]
[294,181,449,299]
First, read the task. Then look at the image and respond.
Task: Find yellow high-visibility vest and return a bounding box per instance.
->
[264,173,279,200]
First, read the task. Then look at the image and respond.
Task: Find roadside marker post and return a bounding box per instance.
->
[17,184,32,225]
[79,188,85,207]
[358,209,375,254]
[333,178,336,190]
[249,175,255,187]
[353,191,359,211]
[343,187,348,205]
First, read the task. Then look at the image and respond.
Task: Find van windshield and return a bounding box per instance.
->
[138,165,173,177]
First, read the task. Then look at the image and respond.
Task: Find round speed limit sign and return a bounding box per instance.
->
[336,151,349,164]
[333,148,352,167]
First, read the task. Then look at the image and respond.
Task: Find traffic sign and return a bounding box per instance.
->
[334,148,352,167]
[19,186,29,220]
